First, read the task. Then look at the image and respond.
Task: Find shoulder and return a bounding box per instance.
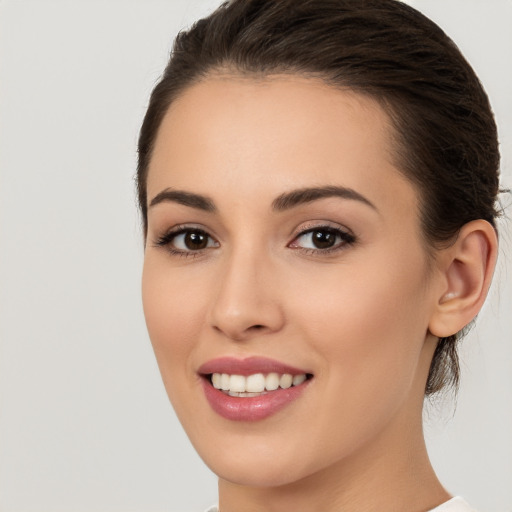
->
[429,497,478,512]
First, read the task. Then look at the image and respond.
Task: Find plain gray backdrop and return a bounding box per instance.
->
[1,1,511,511]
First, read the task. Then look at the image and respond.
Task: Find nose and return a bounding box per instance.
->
[209,248,285,342]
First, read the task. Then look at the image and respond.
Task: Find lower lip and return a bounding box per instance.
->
[201,378,310,422]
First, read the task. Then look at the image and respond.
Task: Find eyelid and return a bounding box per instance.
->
[290,220,355,239]
[288,221,357,253]
[153,224,220,256]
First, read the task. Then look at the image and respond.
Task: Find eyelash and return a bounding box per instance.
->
[154,225,217,258]
[153,224,356,258]
[290,225,356,254]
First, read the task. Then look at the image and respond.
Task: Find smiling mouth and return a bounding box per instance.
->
[207,372,312,397]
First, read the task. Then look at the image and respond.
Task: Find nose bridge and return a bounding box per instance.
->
[210,240,284,340]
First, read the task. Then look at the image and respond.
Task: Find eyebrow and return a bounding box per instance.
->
[149,188,216,212]
[272,186,377,212]
[148,185,377,213]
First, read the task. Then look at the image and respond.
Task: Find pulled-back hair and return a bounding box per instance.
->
[137,0,501,395]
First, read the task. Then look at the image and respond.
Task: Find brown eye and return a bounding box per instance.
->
[289,226,356,252]
[184,231,209,250]
[155,227,219,253]
[310,230,337,249]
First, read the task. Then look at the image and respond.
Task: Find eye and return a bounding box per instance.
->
[172,230,216,251]
[289,226,355,252]
[154,226,219,255]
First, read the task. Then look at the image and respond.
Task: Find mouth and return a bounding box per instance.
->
[208,371,310,397]
[198,357,313,421]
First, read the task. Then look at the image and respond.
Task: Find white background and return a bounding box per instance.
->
[0,1,511,511]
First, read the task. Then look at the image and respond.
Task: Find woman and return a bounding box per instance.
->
[137,1,502,510]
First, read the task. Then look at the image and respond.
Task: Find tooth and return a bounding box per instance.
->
[230,374,246,392]
[212,373,222,389]
[292,374,306,386]
[246,373,265,393]
[228,391,263,397]
[215,372,308,393]
[221,373,230,391]
[279,374,293,389]
[265,372,280,391]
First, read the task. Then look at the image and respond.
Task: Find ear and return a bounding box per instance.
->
[428,220,498,338]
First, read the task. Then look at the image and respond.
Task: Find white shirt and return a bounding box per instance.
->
[429,497,478,511]
[205,496,477,512]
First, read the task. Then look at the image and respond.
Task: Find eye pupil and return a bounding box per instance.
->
[185,231,208,250]
[313,230,336,249]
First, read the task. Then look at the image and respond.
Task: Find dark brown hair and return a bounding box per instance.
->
[137,0,501,395]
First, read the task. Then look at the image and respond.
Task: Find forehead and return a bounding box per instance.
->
[147,75,417,219]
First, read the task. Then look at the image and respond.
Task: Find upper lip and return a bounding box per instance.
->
[198,356,310,376]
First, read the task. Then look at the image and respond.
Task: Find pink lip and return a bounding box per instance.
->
[198,356,312,422]
[198,356,309,376]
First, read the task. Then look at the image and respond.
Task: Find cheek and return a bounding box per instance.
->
[141,256,206,383]
[271,253,431,469]
[289,247,430,404]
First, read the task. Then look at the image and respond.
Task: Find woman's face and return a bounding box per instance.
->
[142,76,441,487]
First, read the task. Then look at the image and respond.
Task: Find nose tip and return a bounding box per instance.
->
[209,260,285,342]
[213,320,273,342]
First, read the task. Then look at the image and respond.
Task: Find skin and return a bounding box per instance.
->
[141,76,495,512]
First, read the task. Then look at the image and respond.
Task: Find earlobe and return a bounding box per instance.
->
[429,220,498,338]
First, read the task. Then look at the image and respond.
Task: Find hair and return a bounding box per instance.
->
[137,0,501,395]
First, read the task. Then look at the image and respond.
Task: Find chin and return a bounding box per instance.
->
[209,455,314,488]
[189,425,332,489]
